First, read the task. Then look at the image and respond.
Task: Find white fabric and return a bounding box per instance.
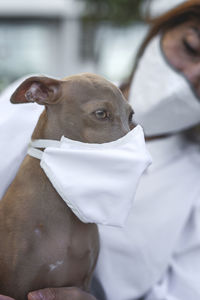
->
[0,75,43,199]
[93,134,200,300]
[129,35,200,136]
[27,125,152,227]
[145,197,200,300]
[1,77,200,300]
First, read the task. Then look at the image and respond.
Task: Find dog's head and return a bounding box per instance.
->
[11,73,134,143]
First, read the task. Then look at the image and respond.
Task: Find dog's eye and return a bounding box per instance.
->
[94,109,110,120]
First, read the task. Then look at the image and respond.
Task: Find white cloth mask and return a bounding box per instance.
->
[129,35,200,136]
[28,125,151,227]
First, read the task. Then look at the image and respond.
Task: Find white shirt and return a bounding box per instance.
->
[1,78,200,300]
[146,195,200,300]
[93,134,200,300]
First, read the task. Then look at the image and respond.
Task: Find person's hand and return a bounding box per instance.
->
[0,296,15,300]
[28,287,97,300]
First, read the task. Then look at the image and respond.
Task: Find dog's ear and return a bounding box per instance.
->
[10,76,62,105]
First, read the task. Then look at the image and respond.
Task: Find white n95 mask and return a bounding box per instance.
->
[28,125,151,227]
[129,35,200,136]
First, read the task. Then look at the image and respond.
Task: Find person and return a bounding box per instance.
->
[93,1,200,300]
[1,1,200,299]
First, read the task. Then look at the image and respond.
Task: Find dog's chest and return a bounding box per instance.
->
[26,219,99,288]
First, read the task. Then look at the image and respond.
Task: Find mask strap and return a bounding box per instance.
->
[28,147,43,160]
[31,139,61,148]
[27,139,61,160]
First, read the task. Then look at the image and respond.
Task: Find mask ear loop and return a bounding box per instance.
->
[28,146,43,160]
[27,139,61,160]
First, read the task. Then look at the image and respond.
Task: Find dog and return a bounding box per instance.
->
[0,73,134,300]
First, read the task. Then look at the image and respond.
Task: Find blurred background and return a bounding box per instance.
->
[0,0,185,91]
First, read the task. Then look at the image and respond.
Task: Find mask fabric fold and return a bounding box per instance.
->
[28,125,152,227]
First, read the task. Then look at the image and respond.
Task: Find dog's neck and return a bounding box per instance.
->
[31,109,63,141]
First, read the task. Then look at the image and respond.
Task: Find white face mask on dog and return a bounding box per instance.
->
[129,35,200,136]
[28,125,151,227]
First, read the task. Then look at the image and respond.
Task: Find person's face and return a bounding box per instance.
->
[162,18,200,98]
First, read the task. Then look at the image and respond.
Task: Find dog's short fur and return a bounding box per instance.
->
[0,73,134,300]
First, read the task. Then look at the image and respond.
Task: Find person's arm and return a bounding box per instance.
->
[145,204,200,300]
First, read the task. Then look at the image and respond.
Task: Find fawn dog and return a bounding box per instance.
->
[0,73,134,300]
